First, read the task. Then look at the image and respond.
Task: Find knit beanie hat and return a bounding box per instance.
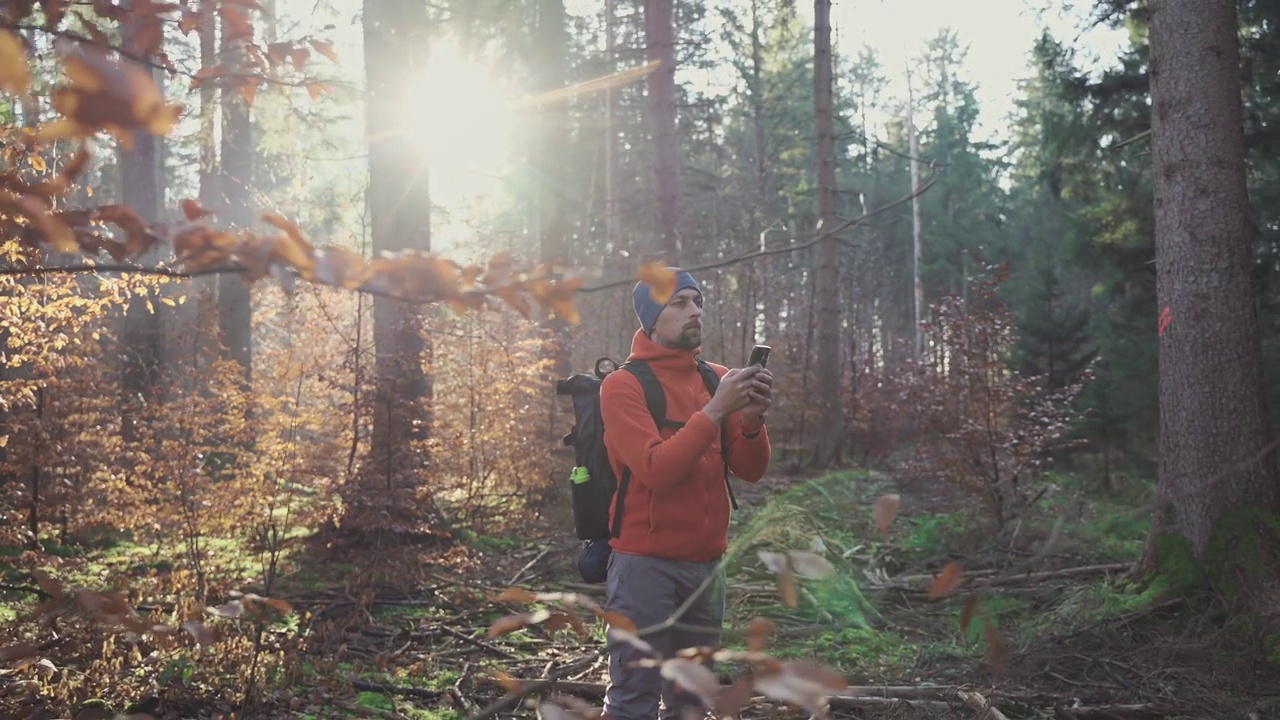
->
[633,268,700,335]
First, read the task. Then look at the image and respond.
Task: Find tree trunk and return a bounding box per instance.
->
[645,0,681,263]
[536,0,571,378]
[907,68,924,359]
[359,0,435,530]
[1141,0,1280,603]
[809,0,843,467]
[194,2,221,372]
[119,5,164,443]
[218,8,253,387]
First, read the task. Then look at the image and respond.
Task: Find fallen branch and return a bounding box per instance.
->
[887,562,1133,591]
[958,690,1011,720]
[1054,703,1176,719]
[351,680,444,700]
[437,625,521,660]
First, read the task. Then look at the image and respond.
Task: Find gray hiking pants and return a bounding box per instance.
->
[603,551,726,720]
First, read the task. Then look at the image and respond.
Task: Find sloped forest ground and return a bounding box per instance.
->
[3,468,1279,720]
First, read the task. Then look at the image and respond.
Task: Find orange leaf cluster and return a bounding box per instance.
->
[492,590,849,720]
[1,571,294,666]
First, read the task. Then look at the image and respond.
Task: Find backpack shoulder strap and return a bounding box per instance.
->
[620,360,678,429]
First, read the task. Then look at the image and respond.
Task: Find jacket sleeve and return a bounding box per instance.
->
[724,411,771,483]
[600,371,719,493]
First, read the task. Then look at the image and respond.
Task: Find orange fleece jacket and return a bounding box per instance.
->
[600,329,771,562]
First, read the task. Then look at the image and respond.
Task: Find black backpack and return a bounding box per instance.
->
[556,358,738,580]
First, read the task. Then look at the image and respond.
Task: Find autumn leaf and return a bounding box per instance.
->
[45,46,181,145]
[983,616,1007,681]
[927,562,964,600]
[786,550,834,579]
[659,658,720,709]
[32,569,63,599]
[872,493,901,539]
[205,600,245,619]
[607,627,657,657]
[181,198,214,220]
[309,38,338,63]
[746,617,774,653]
[305,82,333,102]
[218,5,254,43]
[494,587,538,604]
[0,30,29,95]
[637,262,677,304]
[959,595,983,633]
[486,609,550,638]
[600,610,636,633]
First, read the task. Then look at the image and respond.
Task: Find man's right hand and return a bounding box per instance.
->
[703,366,763,425]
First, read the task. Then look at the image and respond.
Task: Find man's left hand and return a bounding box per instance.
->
[740,367,773,425]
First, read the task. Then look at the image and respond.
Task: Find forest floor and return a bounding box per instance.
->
[3,467,1280,720]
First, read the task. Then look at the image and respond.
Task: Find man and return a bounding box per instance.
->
[599,268,773,720]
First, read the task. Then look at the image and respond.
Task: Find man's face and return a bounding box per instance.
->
[651,288,704,350]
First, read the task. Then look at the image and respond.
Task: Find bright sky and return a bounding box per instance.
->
[279,0,1131,254]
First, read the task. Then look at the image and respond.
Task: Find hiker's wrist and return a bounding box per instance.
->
[702,403,727,425]
[741,414,764,437]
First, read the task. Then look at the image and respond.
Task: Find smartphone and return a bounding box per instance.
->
[748,344,771,368]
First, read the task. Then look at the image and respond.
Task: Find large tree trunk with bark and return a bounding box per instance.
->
[1142,0,1280,607]
[809,0,843,467]
[645,0,681,263]
[218,10,254,389]
[355,0,436,533]
[119,6,165,443]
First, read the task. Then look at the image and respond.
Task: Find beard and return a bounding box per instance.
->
[673,327,702,350]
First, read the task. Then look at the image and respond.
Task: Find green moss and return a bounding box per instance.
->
[1147,506,1280,603]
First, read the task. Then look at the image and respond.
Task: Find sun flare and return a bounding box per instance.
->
[402,39,517,201]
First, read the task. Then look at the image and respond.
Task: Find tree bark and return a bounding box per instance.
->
[218,7,254,388]
[645,0,681,263]
[809,0,843,467]
[119,4,164,443]
[1142,0,1280,598]
[359,0,435,529]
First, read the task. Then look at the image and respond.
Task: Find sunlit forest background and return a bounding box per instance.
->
[2,0,1280,717]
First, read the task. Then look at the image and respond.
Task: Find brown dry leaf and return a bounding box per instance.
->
[637,262,677,304]
[305,82,332,101]
[757,550,788,574]
[606,627,656,657]
[486,610,549,638]
[752,661,846,720]
[600,610,636,633]
[527,275,583,324]
[181,198,214,220]
[487,669,522,695]
[746,617,774,653]
[659,658,719,709]
[983,616,1007,681]
[309,38,338,63]
[775,565,798,608]
[495,587,539,604]
[0,30,29,95]
[32,569,63,599]
[871,494,901,539]
[218,5,253,43]
[786,550,834,579]
[205,600,245,619]
[310,245,365,287]
[959,596,983,633]
[714,676,756,719]
[927,562,964,600]
[49,46,182,144]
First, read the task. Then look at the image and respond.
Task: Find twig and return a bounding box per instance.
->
[448,662,479,714]
[958,690,1011,720]
[887,562,1132,591]
[466,648,607,720]
[509,547,550,586]
[351,680,444,700]
[437,625,521,660]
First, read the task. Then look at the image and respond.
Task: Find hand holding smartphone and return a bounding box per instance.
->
[748,344,771,368]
